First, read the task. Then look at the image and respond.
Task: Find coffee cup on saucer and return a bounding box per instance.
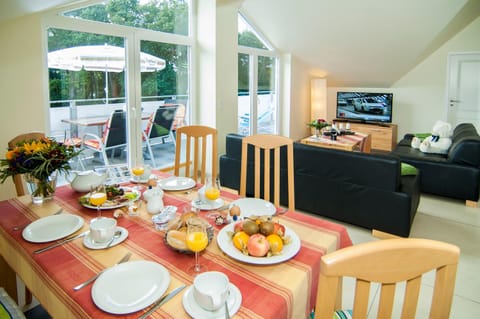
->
[89,217,117,244]
[193,271,230,311]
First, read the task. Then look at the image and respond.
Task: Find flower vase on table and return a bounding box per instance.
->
[307,118,330,138]
[25,172,58,204]
[0,137,80,204]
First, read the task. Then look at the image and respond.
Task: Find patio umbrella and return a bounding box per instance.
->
[48,44,166,103]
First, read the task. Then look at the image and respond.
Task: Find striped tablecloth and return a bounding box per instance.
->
[0,175,352,319]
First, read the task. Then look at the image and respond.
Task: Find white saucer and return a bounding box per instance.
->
[182,283,241,319]
[83,227,128,249]
[191,198,224,211]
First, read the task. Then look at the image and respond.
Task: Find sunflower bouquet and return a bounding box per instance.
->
[0,137,80,198]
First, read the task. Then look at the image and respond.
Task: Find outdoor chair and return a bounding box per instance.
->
[315,238,460,319]
[144,105,179,147]
[240,134,295,211]
[82,110,127,167]
[162,125,217,184]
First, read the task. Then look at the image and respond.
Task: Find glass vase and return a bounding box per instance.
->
[25,172,58,204]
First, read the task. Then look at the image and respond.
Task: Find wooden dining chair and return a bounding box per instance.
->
[166,125,217,184]
[240,134,295,211]
[5,132,46,306]
[315,238,460,319]
[8,132,46,196]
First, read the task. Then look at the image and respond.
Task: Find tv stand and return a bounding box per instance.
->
[340,122,398,151]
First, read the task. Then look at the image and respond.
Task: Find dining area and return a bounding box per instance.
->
[0,129,461,319]
[0,172,352,318]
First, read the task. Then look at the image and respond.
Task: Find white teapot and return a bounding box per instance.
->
[67,170,107,192]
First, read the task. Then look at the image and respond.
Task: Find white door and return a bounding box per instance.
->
[447,53,480,129]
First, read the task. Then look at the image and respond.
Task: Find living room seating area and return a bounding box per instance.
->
[391,123,480,207]
[220,133,421,237]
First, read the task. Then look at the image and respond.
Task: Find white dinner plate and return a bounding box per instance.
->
[228,198,276,218]
[182,283,242,319]
[191,198,224,211]
[22,214,84,243]
[217,223,301,265]
[158,177,196,191]
[92,260,170,314]
[83,227,128,249]
[80,187,140,210]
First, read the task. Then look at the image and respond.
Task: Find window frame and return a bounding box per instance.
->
[42,0,195,167]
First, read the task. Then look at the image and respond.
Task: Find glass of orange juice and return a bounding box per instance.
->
[131,163,145,182]
[204,177,220,206]
[186,217,209,273]
[89,185,107,217]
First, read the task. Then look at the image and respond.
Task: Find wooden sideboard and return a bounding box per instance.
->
[344,123,398,152]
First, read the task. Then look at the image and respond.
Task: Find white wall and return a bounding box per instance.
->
[0,15,47,200]
[324,16,480,141]
[392,16,480,139]
[288,56,311,141]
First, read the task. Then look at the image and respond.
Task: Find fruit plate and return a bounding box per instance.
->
[79,186,140,210]
[216,223,301,265]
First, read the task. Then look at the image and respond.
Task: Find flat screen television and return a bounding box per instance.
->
[336,92,393,124]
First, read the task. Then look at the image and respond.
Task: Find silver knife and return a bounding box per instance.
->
[33,231,88,254]
[138,285,186,319]
[73,252,132,291]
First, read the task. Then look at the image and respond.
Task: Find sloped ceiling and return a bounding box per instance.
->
[2,0,479,88]
[240,0,479,87]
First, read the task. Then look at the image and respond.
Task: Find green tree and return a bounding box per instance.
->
[48,0,189,103]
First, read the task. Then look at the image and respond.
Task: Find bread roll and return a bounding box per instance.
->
[166,230,188,251]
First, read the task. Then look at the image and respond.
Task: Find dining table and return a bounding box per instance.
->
[0,172,352,319]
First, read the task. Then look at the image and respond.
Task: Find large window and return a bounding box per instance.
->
[238,13,278,136]
[46,0,192,172]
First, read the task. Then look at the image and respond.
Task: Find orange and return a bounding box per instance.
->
[232,231,249,251]
[266,234,283,253]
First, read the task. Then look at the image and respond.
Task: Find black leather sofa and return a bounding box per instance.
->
[220,133,421,237]
[391,123,480,204]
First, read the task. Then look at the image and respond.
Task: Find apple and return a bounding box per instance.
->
[233,221,244,233]
[273,222,286,237]
[247,233,270,257]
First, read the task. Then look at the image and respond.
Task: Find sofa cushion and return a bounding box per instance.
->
[448,123,480,166]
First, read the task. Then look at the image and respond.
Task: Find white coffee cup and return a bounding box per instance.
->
[193,271,230,311]
[89,217,117,243]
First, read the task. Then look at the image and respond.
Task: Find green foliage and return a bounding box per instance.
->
[48,0,189,103]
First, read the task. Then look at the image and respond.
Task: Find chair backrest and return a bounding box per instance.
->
[146,105,179,139]
[8,132,46,196]
[104,110,126,148]
[315,238,460,319]
[240,134,295,211]
[173,125,217,184]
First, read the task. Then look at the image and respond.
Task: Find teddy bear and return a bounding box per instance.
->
[411,120,452,154]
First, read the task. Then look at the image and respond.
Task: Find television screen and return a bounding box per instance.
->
[336,92,393,123]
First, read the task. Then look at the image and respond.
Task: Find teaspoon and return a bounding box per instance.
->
[104,230,122,249]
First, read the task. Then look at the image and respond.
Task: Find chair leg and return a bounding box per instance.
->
[146,142,156,168]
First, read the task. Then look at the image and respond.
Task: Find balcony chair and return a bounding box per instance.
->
[315,238,460,319]
[240,134,295,211]
[82,110,127,167]
[160,125,217,184]
[144,105,178,146]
